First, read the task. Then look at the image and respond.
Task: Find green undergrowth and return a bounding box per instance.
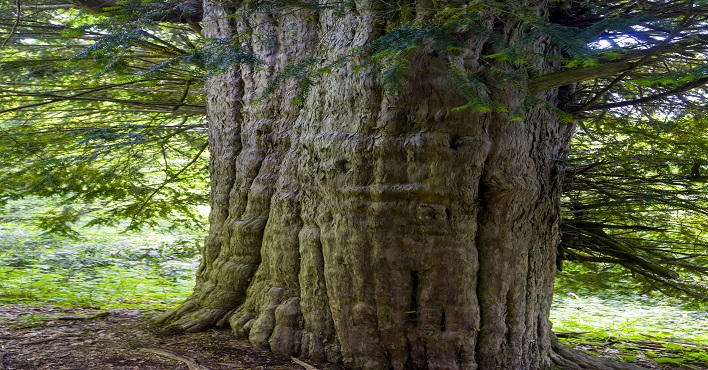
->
[3,198,708,368]
[0,198,204,310]
[552,294,708,368]
[0,224,201,310]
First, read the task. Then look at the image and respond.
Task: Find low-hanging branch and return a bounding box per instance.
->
[584,76,708,111]
[562,223,680,280]
[528,61,635,93]
[128,141,207,229]
[68,0,203,24]
[0,85,206,115]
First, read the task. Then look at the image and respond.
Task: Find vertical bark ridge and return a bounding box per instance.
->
[227,3,322,357]
[297,8,386,366]
[475,101,565,369]
[523,30,572,370]
[524,97,572,370]
[219,3,383,361]
[472,5,565,367]
[157,1,623,369]
[298,193,340,362]
[154,0,245,331]
[296,31,494,366]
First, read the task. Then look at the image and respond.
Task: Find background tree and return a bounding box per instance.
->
[0,0,208,233]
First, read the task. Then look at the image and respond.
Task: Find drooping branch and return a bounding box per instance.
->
[584,76,708,111]
[128,141,207,228]
[0,84,206,115]
[1,0,22,48]
[528,61,634,93]
[68,0,203,24]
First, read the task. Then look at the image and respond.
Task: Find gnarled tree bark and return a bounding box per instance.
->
[156,1,646,369]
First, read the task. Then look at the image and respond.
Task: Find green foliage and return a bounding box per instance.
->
[531,11,655,59]
[0,1,210,233]
[228,0,349,20]
[197,38,261,75]
[258,56,318,106]
[259,24,466,105]
[449,68,494,113]
[12,314,48,328]
[0,198,203,309]
[552,293,708,368]
[365,26,463,93]
[559,111,708,301]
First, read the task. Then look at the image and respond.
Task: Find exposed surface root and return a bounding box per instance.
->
[152,301,230,333]
[140,348,212,370]
[551,336,647,370]
[290,357,319,370]
[1,304,345,370]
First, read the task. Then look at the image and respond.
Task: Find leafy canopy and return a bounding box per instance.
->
[1,1,208,233]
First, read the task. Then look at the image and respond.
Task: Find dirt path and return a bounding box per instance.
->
[0,305,343,370]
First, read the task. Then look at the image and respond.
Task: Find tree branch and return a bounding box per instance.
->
[128,141,208,229]
[139,348,211,370]
[584,76,708,111]
[68,0,203,24]
[528,61,634,93]
[532,1,697,96]
[1,0,22,48]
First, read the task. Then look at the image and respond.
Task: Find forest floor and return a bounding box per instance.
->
[0,304,700,370]
[0,304,345,370]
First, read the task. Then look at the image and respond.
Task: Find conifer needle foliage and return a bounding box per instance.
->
[0,0,209,233]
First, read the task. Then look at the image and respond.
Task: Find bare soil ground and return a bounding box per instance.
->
[0,304,695,370]
[0,305,344,370]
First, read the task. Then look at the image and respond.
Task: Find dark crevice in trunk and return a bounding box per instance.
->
[409,270,419,328]
[450,135,461,150]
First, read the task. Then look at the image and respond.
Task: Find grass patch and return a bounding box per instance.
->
[0,199,203,310]
[552,294,708,368]
[552,294,708,343]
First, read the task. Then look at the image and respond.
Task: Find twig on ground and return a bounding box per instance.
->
[139,347,211,370]
[0,351,7,370]
[57,312,110,321]
[291,356,319,370]
[20,334,83,345]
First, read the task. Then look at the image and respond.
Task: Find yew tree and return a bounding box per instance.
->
[6,0,708,368]
[147,0,708,368]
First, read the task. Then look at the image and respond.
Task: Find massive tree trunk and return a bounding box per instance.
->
[156,1,641,369]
